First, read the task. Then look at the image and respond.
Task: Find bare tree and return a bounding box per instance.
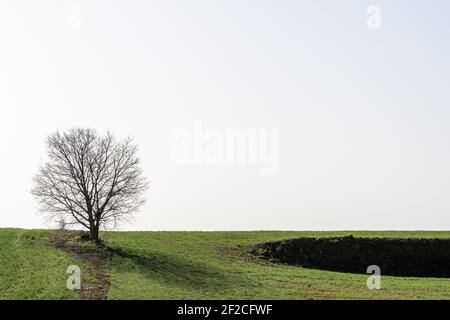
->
[32,128,148,242]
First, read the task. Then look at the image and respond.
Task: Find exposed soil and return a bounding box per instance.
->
[250,236,450,278]
[49,231,110,300]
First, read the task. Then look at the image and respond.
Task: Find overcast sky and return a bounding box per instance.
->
[1,0,450,230]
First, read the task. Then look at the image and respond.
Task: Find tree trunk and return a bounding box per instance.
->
[90,225,99,242]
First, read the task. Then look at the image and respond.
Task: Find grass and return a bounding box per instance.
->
[0,229,81,300]
[1,229,450,299]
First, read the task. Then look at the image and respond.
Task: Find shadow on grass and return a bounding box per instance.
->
[106,246,246,290]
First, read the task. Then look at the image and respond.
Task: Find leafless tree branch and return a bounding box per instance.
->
[31,128,149,241]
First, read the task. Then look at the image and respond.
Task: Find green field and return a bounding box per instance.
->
[1,228,449,300]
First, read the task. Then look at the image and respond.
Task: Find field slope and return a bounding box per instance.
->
[1,229,450,299]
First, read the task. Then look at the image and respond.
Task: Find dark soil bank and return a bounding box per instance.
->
[250,236,450,277]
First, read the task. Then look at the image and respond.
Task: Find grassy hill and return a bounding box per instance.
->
[1,228,450,300]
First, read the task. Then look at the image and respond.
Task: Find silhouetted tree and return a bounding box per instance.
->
[32,128,148,242]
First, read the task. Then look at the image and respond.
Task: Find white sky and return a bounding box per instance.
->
[1,0,450,230]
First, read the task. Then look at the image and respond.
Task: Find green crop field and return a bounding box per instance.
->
[1,228,449,300]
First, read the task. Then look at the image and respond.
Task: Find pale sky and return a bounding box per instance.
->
[1,0,450,230]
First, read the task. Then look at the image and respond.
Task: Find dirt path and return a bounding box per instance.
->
[50,231,110,300]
